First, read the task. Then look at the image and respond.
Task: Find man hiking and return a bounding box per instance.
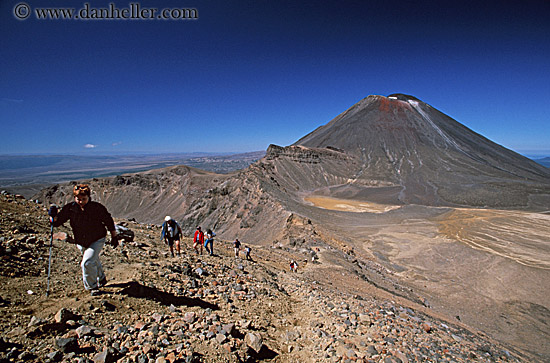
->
[204,228,216,256]
[49,184,118,296]
[233,238,241,258]
[161,216,183,257]
[193,226,204,255]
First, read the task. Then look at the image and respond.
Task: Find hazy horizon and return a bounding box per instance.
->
[0,148,549,159]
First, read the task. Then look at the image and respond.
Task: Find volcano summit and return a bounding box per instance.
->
[293,94,550,208]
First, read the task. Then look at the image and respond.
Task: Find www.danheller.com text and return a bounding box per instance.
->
[13,2,198,21]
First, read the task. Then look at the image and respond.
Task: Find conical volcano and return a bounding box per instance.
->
[290,94,550,208]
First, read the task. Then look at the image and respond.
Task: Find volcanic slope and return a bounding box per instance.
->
[35,163,291,246]
[293,94,550,209]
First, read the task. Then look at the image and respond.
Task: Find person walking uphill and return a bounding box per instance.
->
[204,228,216,256]
[193,226,204,255]
[161,216,183,257]
[233,238,241,258]
[49,184,118,296]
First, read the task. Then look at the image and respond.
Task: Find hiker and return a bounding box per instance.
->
[49,184,118,296]
[245,245,252,260]
[193,226,204,255]
[204,228,216,256]
[161,216,183,257]
[233,238,241,258]
[290,260,298,272]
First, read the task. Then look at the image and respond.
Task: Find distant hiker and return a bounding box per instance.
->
[49,184,118,296]
[290,260,298,272]
[193,226,204,255]
[161,216,183,257]
[245,246,252,260]
[233,238,241,258]
[204,228,216,256]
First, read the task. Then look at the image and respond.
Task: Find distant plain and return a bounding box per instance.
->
[0,152,264,197]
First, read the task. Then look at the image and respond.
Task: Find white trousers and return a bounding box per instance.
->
[77,237,105,290]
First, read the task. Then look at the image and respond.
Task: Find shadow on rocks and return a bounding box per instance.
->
[112,281,219,310]
[246,345,278,361]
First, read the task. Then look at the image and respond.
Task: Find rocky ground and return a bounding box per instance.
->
[0,192,529,362]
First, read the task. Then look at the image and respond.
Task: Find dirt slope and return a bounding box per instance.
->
[0,193,533,362]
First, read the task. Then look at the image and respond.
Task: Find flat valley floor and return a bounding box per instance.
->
[305,196,550,360]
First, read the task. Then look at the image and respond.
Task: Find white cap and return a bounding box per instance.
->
[165,216,171,221]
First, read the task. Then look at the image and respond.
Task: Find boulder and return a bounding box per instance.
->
[55,337,78,353]
[245,332,263,353]
[93,347,120,363]
[54,308,78,324]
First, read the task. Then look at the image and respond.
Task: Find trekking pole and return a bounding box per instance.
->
[46,222,53,297]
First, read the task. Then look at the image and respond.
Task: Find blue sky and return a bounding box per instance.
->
[1,0,549,156]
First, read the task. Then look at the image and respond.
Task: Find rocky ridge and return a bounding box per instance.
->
[0,192,529,362]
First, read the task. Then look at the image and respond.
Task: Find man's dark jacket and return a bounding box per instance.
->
[53,201,115,248]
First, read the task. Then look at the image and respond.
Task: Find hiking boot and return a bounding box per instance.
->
[98,277,108,288]
[90,289,101,296]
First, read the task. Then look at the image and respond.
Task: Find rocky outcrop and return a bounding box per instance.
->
[266,144,349,163]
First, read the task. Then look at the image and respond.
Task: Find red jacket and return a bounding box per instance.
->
[194,230,204,244]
